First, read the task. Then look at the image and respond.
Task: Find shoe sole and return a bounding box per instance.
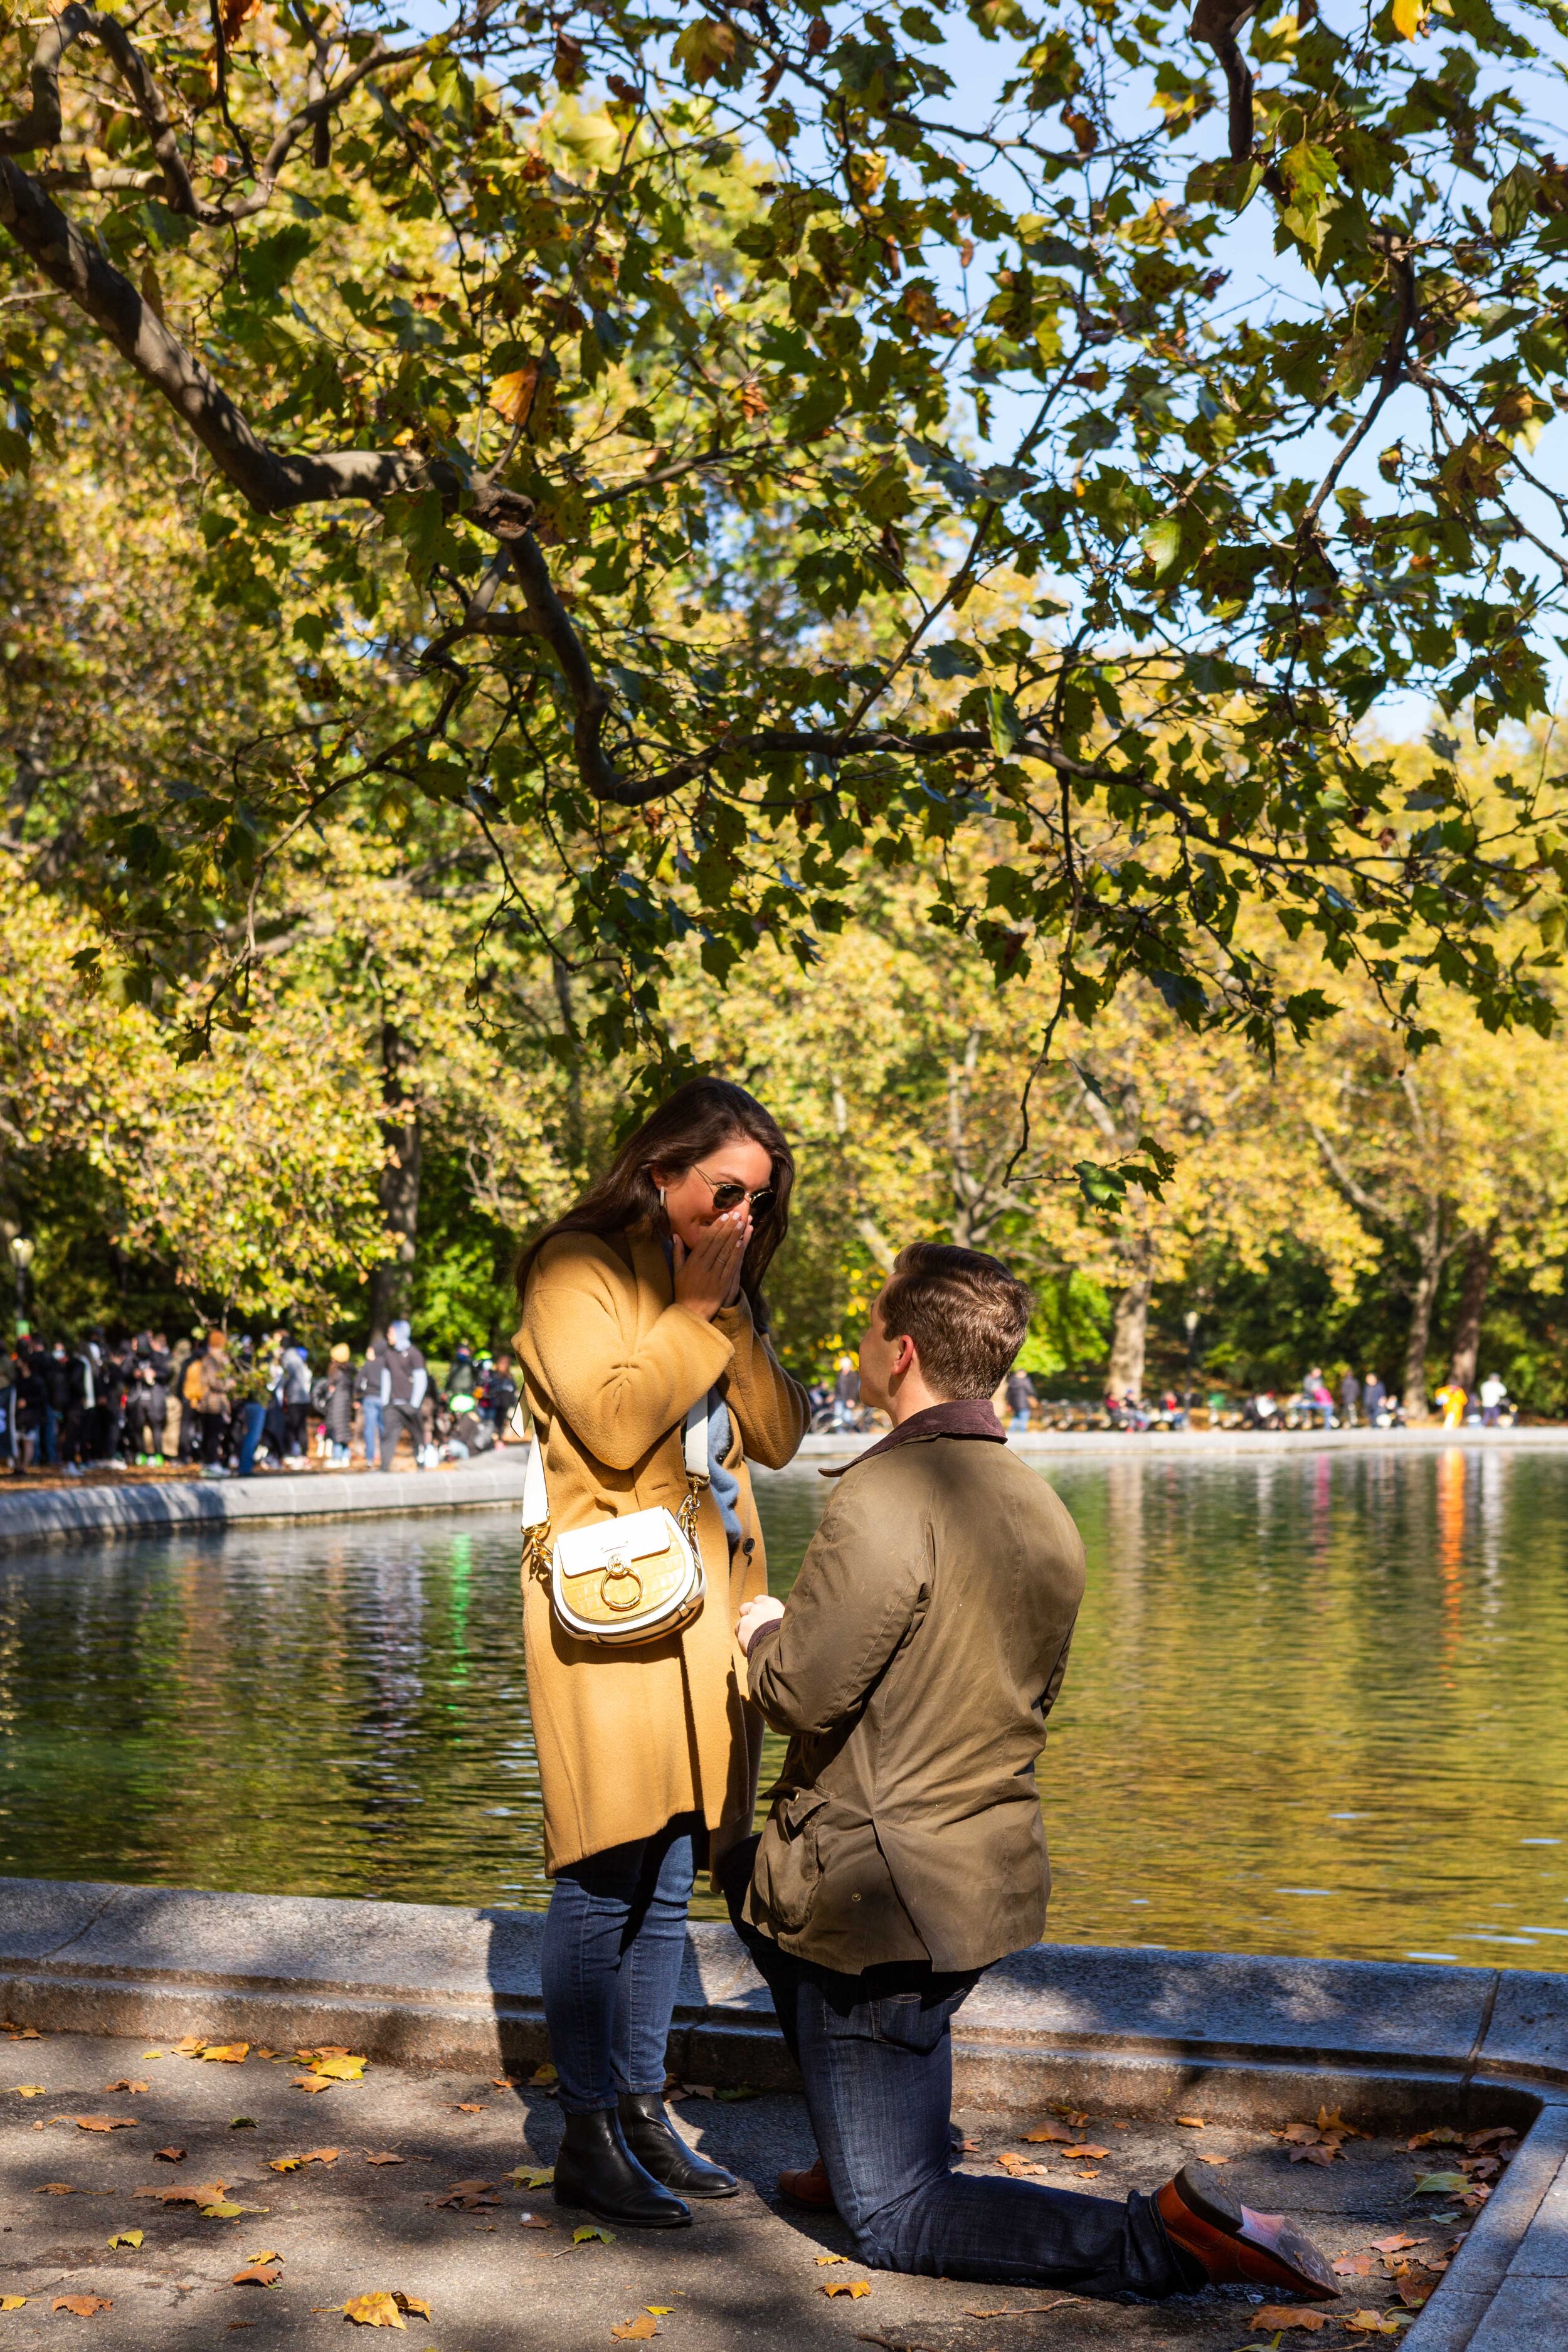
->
[1171,2164,1338,2301]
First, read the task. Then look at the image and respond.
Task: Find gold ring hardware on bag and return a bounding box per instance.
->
[601,1554,645,1612]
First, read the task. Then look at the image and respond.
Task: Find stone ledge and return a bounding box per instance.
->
[0,1453,531,1552]
[3,1875,1566,2349]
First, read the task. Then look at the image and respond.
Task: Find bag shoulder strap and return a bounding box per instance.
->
[522,1392,711,1539]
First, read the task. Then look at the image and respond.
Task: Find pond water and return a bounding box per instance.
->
[2,1447,1565,1969]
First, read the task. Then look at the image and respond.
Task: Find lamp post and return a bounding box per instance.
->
[9,1236,33,1337]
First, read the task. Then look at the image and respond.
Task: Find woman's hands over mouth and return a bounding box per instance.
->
[672,1207,752,1320]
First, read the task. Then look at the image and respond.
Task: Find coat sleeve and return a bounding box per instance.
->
[713,1298,810,1470]
[747,1469,926,1734]
[524,1235,734,1473]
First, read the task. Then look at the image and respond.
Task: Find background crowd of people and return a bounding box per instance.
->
[0,1322,522,1478]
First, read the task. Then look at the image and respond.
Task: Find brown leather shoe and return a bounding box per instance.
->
[777,2156,837,2213]
[1157,2164,1337,2301]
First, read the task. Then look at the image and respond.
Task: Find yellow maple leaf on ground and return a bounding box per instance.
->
[342,2292,405,2328]
[610,2321,657,2343]
[823,2280,871,2298]
[201,2043,249,2064]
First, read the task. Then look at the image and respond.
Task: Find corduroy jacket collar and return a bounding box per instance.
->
[823,1396,1004,1476]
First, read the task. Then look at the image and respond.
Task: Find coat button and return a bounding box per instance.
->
[850,1893,861,1903]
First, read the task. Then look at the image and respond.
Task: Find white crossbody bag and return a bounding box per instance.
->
[521,1400,709,1648]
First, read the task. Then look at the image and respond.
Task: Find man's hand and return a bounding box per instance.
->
[736,1594,785,1656]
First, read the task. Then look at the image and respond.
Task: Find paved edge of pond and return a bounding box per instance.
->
[0,1452,532,1552]
[1,1879,1564,2349]
[787,1424,1568,1463]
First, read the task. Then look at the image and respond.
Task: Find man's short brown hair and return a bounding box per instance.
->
[877,1242,1034,1400]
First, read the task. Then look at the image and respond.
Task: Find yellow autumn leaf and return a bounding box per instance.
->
[107,2230,144,2250]
[815,2254,847,2265]
[342,2291,405,2328]
[200,2043,249,2064]
[1390,0,1423,36]
[312,2056,366,2081]
[0,2296,26,2311]
[13,2087,45,2098]
[490,367,542,427]
[823,2280,871,2298]
[610,2321,657,2343]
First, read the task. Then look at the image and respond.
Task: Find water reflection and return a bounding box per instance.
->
[0,1448,1562,1966]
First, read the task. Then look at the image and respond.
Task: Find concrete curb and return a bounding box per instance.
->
[0,1878,1562,2346]
[0,1454,531,1552]
[790,1426,1568,1462]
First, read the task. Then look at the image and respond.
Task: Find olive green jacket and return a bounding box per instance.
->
[743,1411,1085,1974]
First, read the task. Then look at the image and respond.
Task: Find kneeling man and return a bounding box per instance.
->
[729,1242,1335,2306]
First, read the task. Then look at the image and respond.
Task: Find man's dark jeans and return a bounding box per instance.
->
[721,1840,1191,2299]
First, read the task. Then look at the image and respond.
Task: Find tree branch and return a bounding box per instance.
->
[1188,0,1264,161]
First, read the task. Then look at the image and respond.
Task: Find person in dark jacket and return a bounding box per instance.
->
[323,1344,355,1465]
[729,1241,1336,2311]
[378,1320,428,1470]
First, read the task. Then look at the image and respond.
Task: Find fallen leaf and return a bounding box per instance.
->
[994,2150,1048,2179]
[13,2028,40,2040]
[141,2052,164,2062]
[519,2213,554,2228]
[13,2087,45,2099]
[817,2254,847,2265]
[1371,2234,1420,2253]
[433,2180,496,2210]
[1291,2141,1343,2166]
[1343,2316,1401,2337]
[492,2077,517,2089]
[174,2037,205,2052]
[37,2184,75,2195]
[107,2230,144,2250]
[1024,2122,1080,2144]
[1466,2126,1518,2153]
[138,2180,228,2206]
[1062,2145,1111,2160]
[104,2082,149,2094]
[1413,2173,1470,2195]
[342,2292,405,2328]
[1281,2122,1320,2144]
[1334,2254,1378,2276]
[0,2296,25,2309]
[611,2321,658,2342]
[823,2280,871,2298]
[647,2311,673,2318]
[313,2056,366,2082]
[246,2252,280,2266]
[231,2267,281,2287]
[364,2152,405,2166]
[257,2049,276,2060]
[573,2225,614,2244]
[70,2116,138,2133]
[715,2084,761,2101]
[455,2103,486,2114]
[392,2299,430,2323]
[201,2045,250,2065]
[1398,2276,1436,2307]
[1318,2107,1364,2138]
[293,2076,334,2094]
[230,2118,257,2130]
[154,2148,186,2163]
[1250,2312,1328,2334]
[530,2063,559,2086]
[1174,2115,1205,2128]
[202,2201,249,2219]
[52,2299,112,2318]
[1407,2129,1463,2151]
[507,2166,553,2189]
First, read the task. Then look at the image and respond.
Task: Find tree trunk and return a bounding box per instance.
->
[368,1019,420,1335]
[1403,1248,1441,1421]
[552,956,585,1171]
[1448,1226,1493,1394]
[1107,1274,1152,1398]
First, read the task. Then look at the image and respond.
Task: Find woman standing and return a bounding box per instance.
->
[516,1078,809,2229]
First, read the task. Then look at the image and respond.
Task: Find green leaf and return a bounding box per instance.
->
[572,2223,615,2243]
[1490,164,1539,242]
[986,687,1024,755]
[1412,2172,1470,2193]
[239,223,315,299]
[1142,516,1184,580]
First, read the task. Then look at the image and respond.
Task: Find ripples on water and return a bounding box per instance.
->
[0,1447,1563,1968]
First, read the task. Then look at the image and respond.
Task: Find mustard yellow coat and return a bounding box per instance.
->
[516,1221,810,1876]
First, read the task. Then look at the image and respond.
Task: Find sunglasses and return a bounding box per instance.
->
[691,1163,777,1220]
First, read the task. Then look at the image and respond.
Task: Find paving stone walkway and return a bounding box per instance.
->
[0,2030,1481,2350]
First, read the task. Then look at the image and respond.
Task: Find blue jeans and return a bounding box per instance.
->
[542,1814,701,2114]
[236,1401,267,1476]
[722,1843,1190,2297]
[361,1396,381,1463]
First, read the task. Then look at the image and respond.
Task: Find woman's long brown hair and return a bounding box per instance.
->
[515,1077,795,1329]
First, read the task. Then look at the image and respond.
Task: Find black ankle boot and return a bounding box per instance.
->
[618,2092,741,2200]
[553,2108,692,2228]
